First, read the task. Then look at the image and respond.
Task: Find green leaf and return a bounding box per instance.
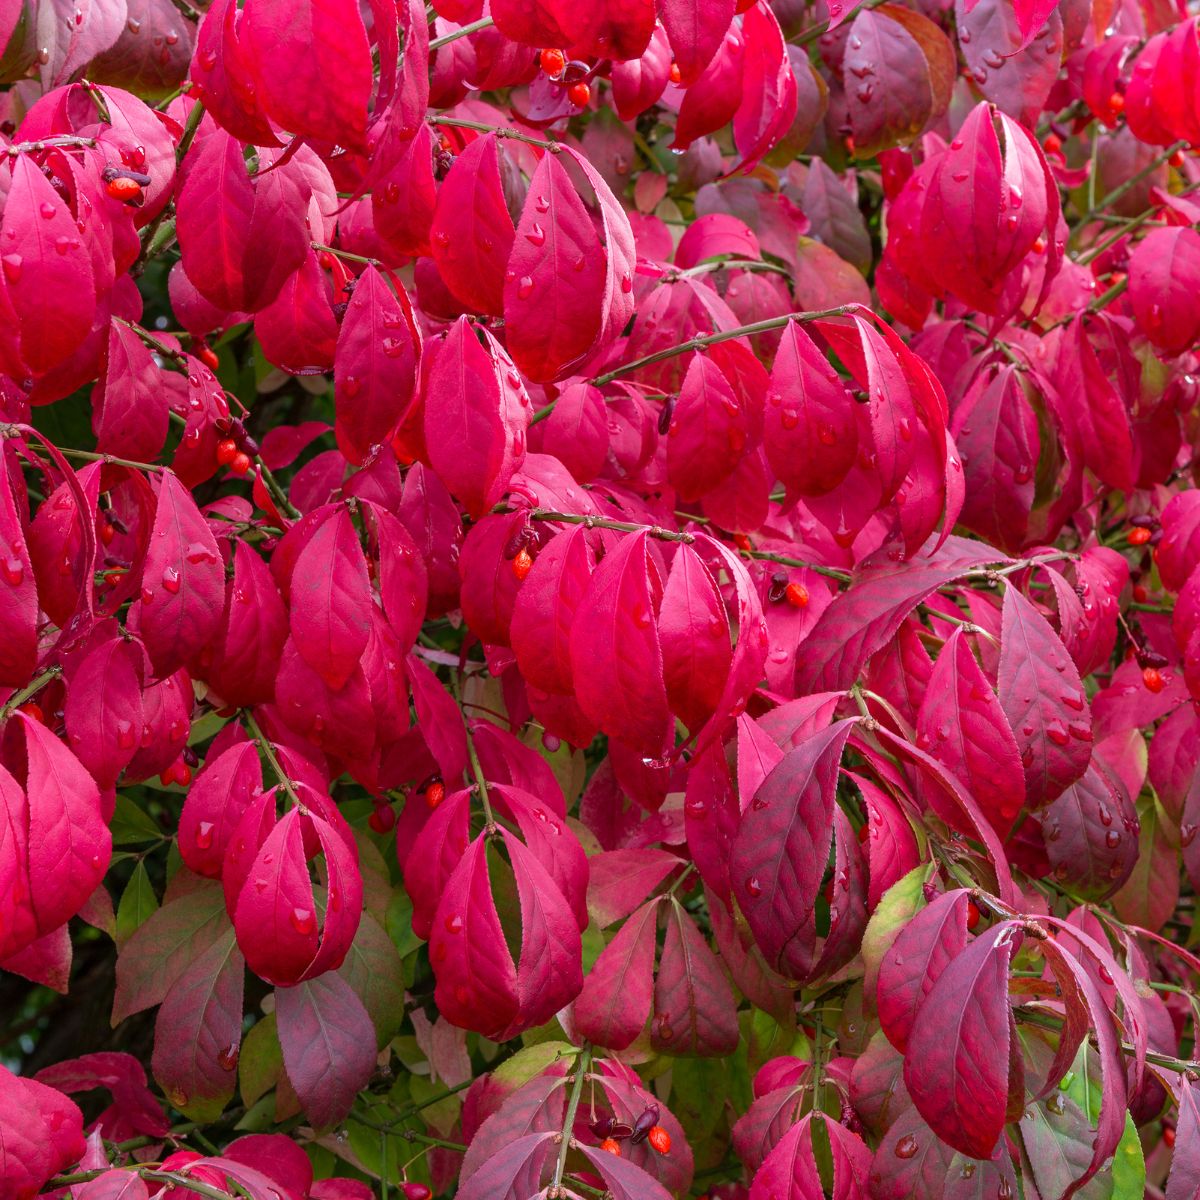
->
[338,912,406,1047]
[110,795,165,846]
[385,891,424,960]
[861,863,933,1014]
[239,1013,283,1110]
[116,861,159,948]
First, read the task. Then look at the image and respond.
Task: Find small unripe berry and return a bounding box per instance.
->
[369,804,396,834]
[647,1125,671,1154]
[567,81,591,107]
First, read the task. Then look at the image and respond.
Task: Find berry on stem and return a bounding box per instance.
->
[647,1126,671,1154]
[540,47,565,76]
[600,1137,621,1156]
[512,547,534,581]
[216,438,239,466]
[567,81,591,107]
[230,451,252,476]
[1143,667,1164,693]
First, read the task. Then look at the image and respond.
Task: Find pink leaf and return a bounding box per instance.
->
[573,896,662,1049]
[0,453,36,687]
[660,0,734,85]
[289,507,372,690]
[334,265,420,465]
[424,317,530,518]
[903,923,1016,1159]
[568,530,672,757]
[63,633,144,790]
[241,0,372,149]
[134,470,223,679]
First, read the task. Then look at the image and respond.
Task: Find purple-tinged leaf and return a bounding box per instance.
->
[998,585,1092,808]
[275,972,376,1130]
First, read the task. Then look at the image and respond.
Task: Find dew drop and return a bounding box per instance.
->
[196,821,215,850]
[517,274,535,299]
[161,565,181,594]
[444,913,463,934]
[290,907,315,935]
[745,876,762,897]
[217,1043,239,1071]
[525,223,546,247]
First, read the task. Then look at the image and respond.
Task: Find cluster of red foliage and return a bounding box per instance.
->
[0,0,1199,1197]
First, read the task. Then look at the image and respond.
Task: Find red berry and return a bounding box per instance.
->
[402,1184,432,1200]
[17,702,44,724]
[600,1137,621,1156]
[1143,667,1165,693]
[844,135,856,157]
[425,780,446,808]
[1128,526,1151,545]
[1169,149,1185,168]
[540,47,565,75]
[512,547,534,581]
[1107,91,1125,113]
[368,805,396,834]
[1043,132,1062,156]
[99,519,116,545]
[567,81,591,107]
[668,61,682,84]
[1164,1124,1176,1147]
[1132,584,1148,603]
[216,438,239,466]
[647,1126,671,1154]
[1032,235,1047,255]
[197,344,220,371]
[105,176,142,201]
[967,899,982,931]
[230,451,252,476]
[785,582,809,608]
[857,822,870,844]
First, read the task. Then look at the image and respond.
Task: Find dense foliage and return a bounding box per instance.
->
[1,0,1200,1197]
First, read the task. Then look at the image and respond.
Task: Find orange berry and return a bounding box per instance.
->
[1128,526,1152,545]
[230,451,252,476]
[425,780,446,809]
[1043,132,1062,156]
[216,438,239,466]
[1143,667,1164,693]
[1032,235,1047,255]
[1107,91,1125,113]
[967,899,981,931]
[647,1126,671,1154]
[1164,1124,1176,1147]
[600,1137,621,1156]
[17,702,44,724]
[105,176,141,201]
[844,135,856,157]
[512,547,534,581]
[785,582,809,608]
[540,47,565,75]
[197,344,220,371]
[567,81,591,107]
[669,61,682,84]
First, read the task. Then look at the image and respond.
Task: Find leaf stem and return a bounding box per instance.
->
[1071,140,1188,238]
[428,15,493,49]
[552,1044,592,1193]
[589,306,854,388]
[0,666,63,723]
[431,115,561,150]
[243,709,307,812]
